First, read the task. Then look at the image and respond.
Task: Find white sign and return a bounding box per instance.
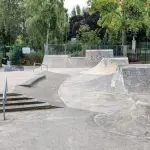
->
[22,47,31,54]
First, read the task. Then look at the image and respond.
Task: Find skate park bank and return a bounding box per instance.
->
[1,49,150,149]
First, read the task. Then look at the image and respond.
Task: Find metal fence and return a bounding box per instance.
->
[128,48,150,64]
[44,43,150,64]
[44,43,124,57]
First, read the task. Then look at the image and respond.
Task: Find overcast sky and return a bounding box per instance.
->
[64,0,88,14]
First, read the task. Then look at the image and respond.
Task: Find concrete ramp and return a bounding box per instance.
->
[68,57,88,68]
[42,49,115,68]
[68,57,97,68]
[111,65,150,94]
[82,57,128,75]
[42,55,99,68]
[43,55,69,68]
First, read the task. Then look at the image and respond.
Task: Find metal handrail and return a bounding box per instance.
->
[33,63,48,72]
[2,77,8,120]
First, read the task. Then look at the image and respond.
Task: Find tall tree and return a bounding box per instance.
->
[90,0,150,46]
[68,10,103,40]
[26,0,68,49]
[77,24,100,45]
[71,7,77,17]
[76,5,81,16]
[0,0,26,45]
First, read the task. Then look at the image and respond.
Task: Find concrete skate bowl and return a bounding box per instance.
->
[81,57,129,75]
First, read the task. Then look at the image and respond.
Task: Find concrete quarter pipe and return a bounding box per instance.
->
[42,49,114,68]
[82,57,129,75]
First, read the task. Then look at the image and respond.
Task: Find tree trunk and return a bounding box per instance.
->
[122,5,127,56]
[46,23,50,45]
[122,29,127,56]
[45,23,50,55]
[122,29,126,46]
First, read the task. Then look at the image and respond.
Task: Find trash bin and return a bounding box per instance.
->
[2,58,7,65]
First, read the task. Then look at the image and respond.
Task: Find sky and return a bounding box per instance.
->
[64,0,88,14]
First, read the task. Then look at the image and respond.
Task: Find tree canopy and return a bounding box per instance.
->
[0,0,68,49]
[90,0,150,45]
[68,6,104,41]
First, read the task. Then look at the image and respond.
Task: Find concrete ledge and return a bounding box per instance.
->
[20,75,46,87]
[4,65,24,72]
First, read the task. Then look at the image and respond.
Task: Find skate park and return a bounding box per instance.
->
[0,0,150,149]
[1,48,150,150]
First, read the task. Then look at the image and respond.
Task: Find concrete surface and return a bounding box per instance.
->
[112,64,150,94]
[86,49,113,61]
[1,57,150,149]
[42,55,96,68]
[58,73,133,112]
[0,108,150,150]
[3,65,24,72]
[82,57,128,75]
[0,71,40,93]
[14,72,69,107]
[42,49,114,68]
[36,68,90,76]
[20,74,46,87]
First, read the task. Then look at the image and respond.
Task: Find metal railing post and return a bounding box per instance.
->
[33,63,48,72]
[2,77,8,120]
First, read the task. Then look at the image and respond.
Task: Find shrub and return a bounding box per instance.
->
[9,49,23,65]
[21,51,44,65]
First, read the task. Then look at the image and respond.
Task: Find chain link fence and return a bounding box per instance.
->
[44,43,150,64]
[44,43,124,57]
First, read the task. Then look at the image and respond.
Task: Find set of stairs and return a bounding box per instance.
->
[0,93,56,113]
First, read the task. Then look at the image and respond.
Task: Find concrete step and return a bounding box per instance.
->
[0,93,22,97]
[0,103,56,113]
[0,100,44,106]
[0,96,34,101]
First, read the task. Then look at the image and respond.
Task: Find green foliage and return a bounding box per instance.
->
[66,42,82,54]
[26,0,68,47]
[0,0,26,45]
[90,0,150,44]
[9,49,23,65]
[77,25,100,45]
[0,0,68,49]
[15,35,25,45]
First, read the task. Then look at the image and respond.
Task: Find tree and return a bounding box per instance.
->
[0,0,26,45]
[68,10,104,40]
[26,0,68,49]
[76,5,81,16]
[77,25,100,45]
[90,0,150,46]
[71,7,77,17]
